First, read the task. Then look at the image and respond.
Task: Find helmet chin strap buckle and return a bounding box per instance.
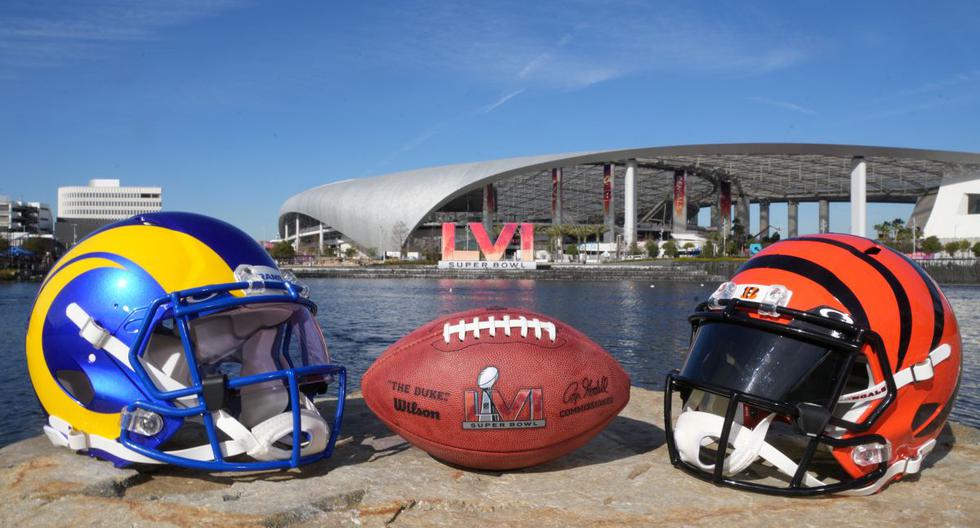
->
[793,403,832,438]
[201,374,232,411]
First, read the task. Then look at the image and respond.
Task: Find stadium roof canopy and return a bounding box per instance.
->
[279,143,980,252]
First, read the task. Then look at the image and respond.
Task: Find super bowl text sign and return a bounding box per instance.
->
[439,222,536,270]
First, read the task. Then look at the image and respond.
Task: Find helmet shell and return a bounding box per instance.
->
[27,213,279,455]
[730,234,961,479]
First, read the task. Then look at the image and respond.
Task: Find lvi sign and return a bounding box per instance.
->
[438,222,536,270]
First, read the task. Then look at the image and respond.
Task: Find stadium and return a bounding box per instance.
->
[278,143,980,258]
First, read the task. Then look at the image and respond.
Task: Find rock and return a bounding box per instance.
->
[1,388,977,527]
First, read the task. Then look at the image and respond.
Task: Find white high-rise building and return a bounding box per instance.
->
[57,179,162,220]
[55,179,163,246]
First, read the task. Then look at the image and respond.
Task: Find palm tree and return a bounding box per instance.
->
[543,225,563,257]
[589,224,606,244]
[571,225,587,246]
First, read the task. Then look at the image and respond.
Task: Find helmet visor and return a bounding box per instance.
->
[187,302,330,377]
[681,322,849,407]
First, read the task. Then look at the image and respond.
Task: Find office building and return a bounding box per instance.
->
[55,179,162,247]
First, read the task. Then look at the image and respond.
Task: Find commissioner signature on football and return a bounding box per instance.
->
[562,376,610,405]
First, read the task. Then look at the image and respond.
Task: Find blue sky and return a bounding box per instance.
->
[1,1,978,240]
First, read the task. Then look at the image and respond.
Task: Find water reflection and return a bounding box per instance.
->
[0,279,977,448]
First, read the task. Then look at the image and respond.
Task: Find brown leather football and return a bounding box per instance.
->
[361,307,630,470]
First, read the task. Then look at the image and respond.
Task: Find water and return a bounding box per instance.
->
[1,279,977,447]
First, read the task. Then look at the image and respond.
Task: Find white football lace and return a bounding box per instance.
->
[442,315,557,343]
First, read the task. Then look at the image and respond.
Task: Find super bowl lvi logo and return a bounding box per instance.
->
[463,366,546,429]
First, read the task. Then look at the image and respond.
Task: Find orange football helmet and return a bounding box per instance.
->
[665,234,961,495]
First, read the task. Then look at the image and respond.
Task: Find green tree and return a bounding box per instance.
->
[729,218,747,256]
[590,224,606,243]
[0,237,8,253]
[569,225,587,247]
[269,241,295,260]
[663,240,679,258]
[628,241,642,256]
[344,246,358,259]
[702,240,716,258]
[959,240,972,253]
[565,243,580,256]
[874,221,893,241]
[921,236,942,254]
[544,225,564,254]
[972,242,980,257]
[944,241,960,256]
[645,239,659,258]
[888,220,915,252]
[22,237,55,254]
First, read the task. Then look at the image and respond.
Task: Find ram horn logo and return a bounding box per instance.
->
[463,366,546,430]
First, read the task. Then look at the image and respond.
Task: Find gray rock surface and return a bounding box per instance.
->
[1,388,977,527]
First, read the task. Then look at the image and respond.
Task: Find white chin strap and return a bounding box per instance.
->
[673,406,937,496]
[47,302,331,465]
[674,409,824,487]
[212,396,330,462]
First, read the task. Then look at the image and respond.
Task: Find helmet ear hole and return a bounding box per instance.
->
[55,370,94,405]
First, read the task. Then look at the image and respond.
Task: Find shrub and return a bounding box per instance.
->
[920,236,942,254]
[644,239,659,258]
[702,240,716,258]
[269,241,295,260]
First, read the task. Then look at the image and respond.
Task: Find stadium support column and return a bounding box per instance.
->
[624,160,637,246]
[819,199,830,233]
[787,200,798,238]
[294,216,300,251]
[551,168,563,225]
[483,183,496,234]
[850,156,867,237]
[672,169,687,234]
[759,201,770,239]
[318,223,324,254]
[603,164,615,243]
[735,189,749,235]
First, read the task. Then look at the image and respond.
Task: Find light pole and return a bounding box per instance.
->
[912,217,917,254]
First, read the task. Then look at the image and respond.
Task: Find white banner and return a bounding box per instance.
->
[438,260,537,270]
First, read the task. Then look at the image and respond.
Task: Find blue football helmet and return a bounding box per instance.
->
[27,212,346,470]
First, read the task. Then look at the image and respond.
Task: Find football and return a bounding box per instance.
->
[361,307,631,470]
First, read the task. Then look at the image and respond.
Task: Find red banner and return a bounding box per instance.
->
[603,164,612,216]
[551,168,561,218]
[673,170,686,223]
[719,180,732,226]
[484,183,496,215]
